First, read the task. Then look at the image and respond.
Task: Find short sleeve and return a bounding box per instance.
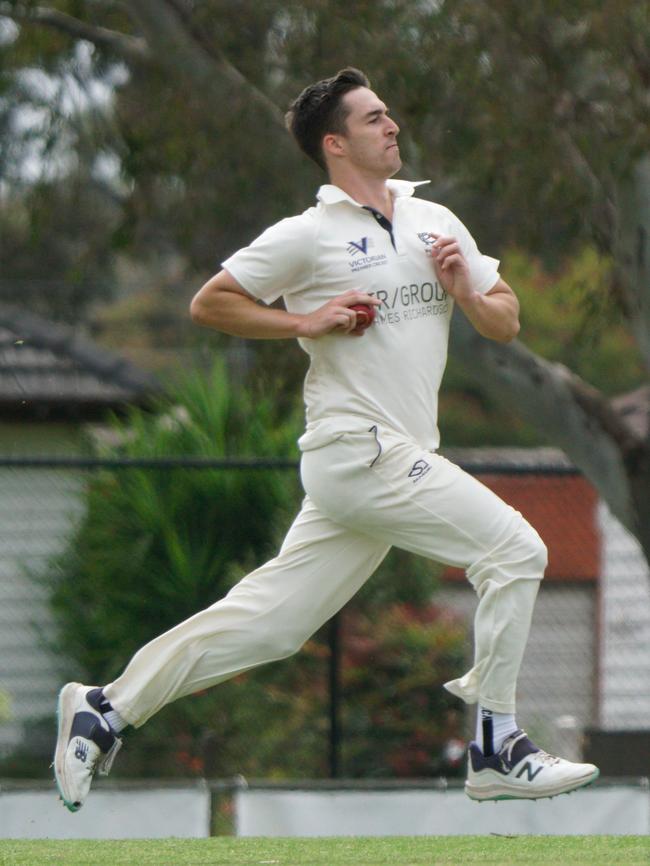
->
[221,214,315,305]
[446,211,500,295]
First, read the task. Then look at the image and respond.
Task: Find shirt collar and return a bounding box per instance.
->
[316,179,430,207]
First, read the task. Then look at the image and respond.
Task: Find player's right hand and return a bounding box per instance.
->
[296,290,381,338]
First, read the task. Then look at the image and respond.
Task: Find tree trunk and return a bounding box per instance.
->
[614,156,650,374]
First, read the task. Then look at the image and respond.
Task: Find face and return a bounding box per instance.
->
[325,87,401,177]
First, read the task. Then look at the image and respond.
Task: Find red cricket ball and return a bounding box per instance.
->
[349,303,376,330]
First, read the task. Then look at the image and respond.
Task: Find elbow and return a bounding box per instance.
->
[487,317,520,344]
[502,318,520,343]
[189,296,204,325]
[190,289,212,326]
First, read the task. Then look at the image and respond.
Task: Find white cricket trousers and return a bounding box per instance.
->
[104,426,547,726]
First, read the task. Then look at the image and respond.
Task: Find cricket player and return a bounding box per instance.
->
[54,68,599,810]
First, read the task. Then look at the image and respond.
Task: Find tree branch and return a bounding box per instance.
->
[613,155,650,374]
[559,367,644,459]
[554,128,618,244]
[1,3,150,64]
[127,0,286,126]
[450,313,638,533]
[4,0,288,129]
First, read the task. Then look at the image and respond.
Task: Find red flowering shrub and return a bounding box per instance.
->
[339,603,467,777]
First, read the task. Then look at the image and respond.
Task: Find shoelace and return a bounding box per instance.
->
[533,749,561,766]
[503,730,560,767]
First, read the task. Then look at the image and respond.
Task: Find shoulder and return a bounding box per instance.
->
[256,207,318,246]
[400,194,452,223]
[407,195,455,220]
[408,197,475,238]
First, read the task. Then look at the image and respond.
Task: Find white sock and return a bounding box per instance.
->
[103,707,128,733]
[476,707,517,755]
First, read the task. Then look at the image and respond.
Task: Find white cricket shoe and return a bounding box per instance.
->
[465,729,599,801]
[53,682,122,812]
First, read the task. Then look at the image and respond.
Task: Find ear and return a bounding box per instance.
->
[322,132,346,161]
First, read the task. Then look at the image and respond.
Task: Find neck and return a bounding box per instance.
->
[327,169,394,220]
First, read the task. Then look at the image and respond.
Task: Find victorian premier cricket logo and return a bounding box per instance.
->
[346,236,388,273]
[347,236,372,256]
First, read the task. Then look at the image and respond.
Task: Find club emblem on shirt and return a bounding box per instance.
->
[347,237,374,256]
[417,232,435,248]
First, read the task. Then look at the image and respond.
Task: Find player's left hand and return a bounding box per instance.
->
[427,234,474,302]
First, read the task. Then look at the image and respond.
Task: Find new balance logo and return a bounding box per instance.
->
[347,237,371,256]
[516,761,543,782]
[408,459,431,483]
[74,740,89,762]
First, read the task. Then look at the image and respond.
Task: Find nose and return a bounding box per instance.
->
[387,117,399,136]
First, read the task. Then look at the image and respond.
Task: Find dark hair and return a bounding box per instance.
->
[285,68,370,171]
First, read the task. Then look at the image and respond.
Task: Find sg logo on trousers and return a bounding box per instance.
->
[408,459,431,483]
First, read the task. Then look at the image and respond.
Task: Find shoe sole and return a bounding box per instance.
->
[465,767,600,801]
[53,682,85,812]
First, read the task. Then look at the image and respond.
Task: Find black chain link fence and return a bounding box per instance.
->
[0,457,648,780]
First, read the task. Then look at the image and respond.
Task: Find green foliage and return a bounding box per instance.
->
[132,601,466,780]
[48,361,303,685]
[0,178,119,321]
[339,603,466,777]
[3,1,649,320]
[438,364,543,448]
[509,246,645,395]
[112,548,464,780]
[438,246,646,446]
[2,2,649,460]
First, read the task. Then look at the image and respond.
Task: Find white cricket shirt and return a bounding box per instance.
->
[222,179,500,451]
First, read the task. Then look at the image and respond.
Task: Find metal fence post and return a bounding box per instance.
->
[328,613,341,778]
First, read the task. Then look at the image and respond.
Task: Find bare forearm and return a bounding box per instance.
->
[455,287,520,343]
[190,272,381,340]
[429,237,520,343]
[191,287,303,339]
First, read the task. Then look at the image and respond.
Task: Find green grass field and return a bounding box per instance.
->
[0,836,647,866]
